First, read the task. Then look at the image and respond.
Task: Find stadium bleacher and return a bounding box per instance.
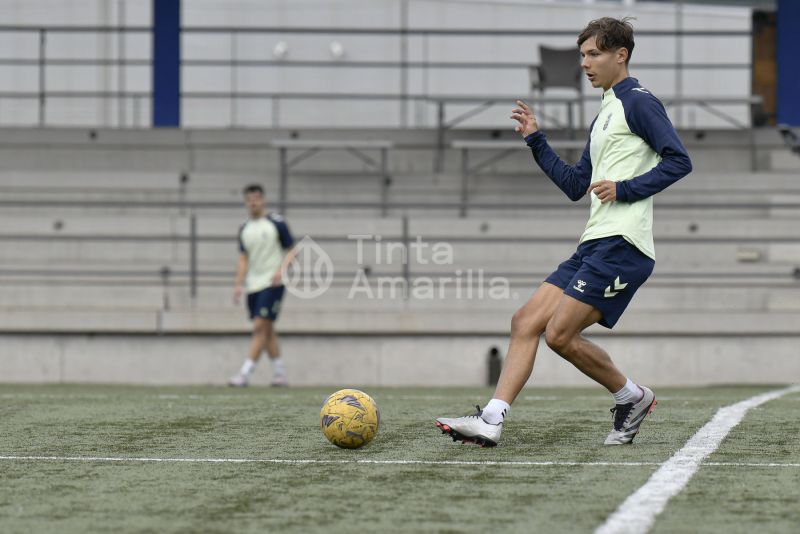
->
[1,127,798,385]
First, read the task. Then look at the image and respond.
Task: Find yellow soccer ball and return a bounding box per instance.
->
[320,389,380,449]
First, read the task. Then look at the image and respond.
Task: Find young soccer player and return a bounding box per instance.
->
[228,184,297,387]
[436,17,692,446]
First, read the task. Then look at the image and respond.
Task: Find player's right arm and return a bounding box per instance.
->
[511,99,593,201]
[233,252,248,304]
[234,223,248,305]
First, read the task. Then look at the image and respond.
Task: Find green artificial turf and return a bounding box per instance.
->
[0,384,797,533]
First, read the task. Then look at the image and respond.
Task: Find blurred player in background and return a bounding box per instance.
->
[228,184,297,387]
[436,17,692,446]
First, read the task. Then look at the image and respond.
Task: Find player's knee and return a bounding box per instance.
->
[510,307,546,339]
[544,324,572,354]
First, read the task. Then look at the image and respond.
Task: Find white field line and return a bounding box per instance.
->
[704,462,800,467]
[596,384,800,534]
[0,456,658,467]
[0,456,798,468]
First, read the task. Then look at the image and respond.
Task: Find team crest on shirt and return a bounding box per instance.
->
[602,114,613,131]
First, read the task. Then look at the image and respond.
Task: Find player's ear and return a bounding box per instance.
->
[617,47,629,65]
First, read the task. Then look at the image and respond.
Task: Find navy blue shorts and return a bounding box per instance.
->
[544,236,655,329]
[247,286,285,321]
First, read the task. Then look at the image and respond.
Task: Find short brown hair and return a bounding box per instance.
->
[577,17,635,65]
[243,184,264,196]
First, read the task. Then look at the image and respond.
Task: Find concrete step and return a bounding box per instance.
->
[2,238,796,270]
[1,306,799,336]
[3,214,798,239]
[4,282,799,313]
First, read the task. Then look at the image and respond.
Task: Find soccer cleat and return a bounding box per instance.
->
[435,406,502,447]
[227,374,249,387]
[270,373,289,387]
[604,385,657,445]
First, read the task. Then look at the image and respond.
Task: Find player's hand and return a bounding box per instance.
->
[587,180,617,203]
[271,271,283,287]
[232,286,243,305]
[510,100,540,137]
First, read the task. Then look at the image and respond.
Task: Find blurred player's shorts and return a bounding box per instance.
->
[247,285,285,321]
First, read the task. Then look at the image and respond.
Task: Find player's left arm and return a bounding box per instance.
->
[274,245,299,286]
[270,214,297,286]
[615,93,693,202]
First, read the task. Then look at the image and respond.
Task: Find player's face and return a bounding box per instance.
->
[244,192,265,217]
[580,36,628,91]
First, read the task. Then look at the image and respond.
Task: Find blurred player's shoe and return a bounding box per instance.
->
[604,385,656,445]
[227,374,249,387]
[270,372,288,387]
[435,406,502,447]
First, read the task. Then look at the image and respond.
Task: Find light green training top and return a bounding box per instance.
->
[581,86,662,259]
[526,77,693,261]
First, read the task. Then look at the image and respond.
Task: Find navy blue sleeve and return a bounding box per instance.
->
[524,126,594,202]
[238,223,246,253]
[617,92,692,202]
[269,214,295,249]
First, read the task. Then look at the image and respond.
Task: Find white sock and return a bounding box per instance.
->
[613,378,644,405]
[240,359,257,377]
[481,398,510,425]
[270,357,286,376]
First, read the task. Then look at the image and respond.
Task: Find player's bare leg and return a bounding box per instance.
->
[263,320,288,386]
[249,318,270,362]
[545,295,656,445]
[264,321,280,360]
[493,282,565,404]
[544,295,625,392]
[435,283,563,446]
[228,318,269,386]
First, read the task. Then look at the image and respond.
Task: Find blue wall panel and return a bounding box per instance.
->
[153,0,181,127]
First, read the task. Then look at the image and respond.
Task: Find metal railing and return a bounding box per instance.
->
[0,24,758,129]
[1,207,799,311]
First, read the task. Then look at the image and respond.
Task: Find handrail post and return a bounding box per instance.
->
[402,214,410,299]
[399,0,409,128]
[230,32,237,126]
[435,101,445,173]
[460,147,469,218]
[160,265,171,311]
[189,213,198,302]
[38,29,46,126]
[117,1,127,127]
[380,147,389,217]
[278,146,288,214]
